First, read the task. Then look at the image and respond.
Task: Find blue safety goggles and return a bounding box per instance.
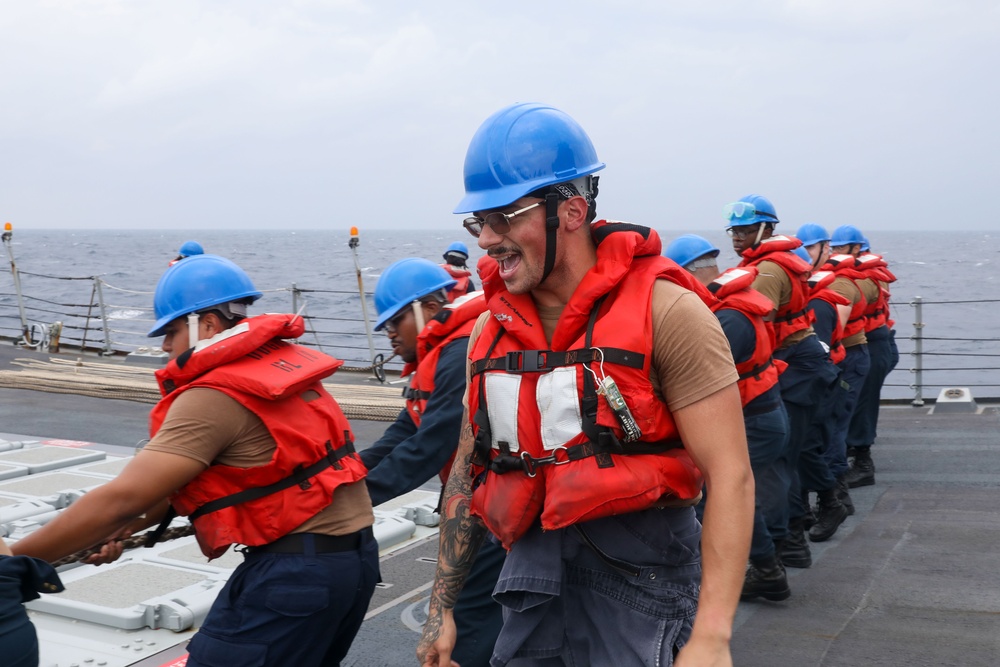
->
[723,201,777,224]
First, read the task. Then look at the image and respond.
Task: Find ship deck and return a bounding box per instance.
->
[1,343,998,666]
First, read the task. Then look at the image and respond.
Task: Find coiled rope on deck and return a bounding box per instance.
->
[0,357,406,421]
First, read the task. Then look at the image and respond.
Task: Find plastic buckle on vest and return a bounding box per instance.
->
[506,350,546,372]
[519,446,569,477]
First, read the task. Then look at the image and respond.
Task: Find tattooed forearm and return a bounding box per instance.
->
[418,409,490,664]
[431,418,487,609]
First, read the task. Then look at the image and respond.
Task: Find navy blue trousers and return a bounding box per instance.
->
[848,326,895,449]
[745,404,790,557]
[186,532,379,667]
[452,536,506,667]
[828,344,871,477]
[0,555,64,667]
[775,336,840,520]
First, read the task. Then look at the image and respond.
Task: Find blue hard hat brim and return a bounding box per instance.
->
[148,289,262,338]
[373,278,458,331]
[453,162,605,214]
[725,216,778,230]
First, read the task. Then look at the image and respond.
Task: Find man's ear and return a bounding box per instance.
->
[562,196,590,232]
[200,311,225,335]
[423,300,444,318]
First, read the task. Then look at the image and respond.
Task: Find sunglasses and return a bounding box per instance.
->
[463,202,542,238]
[384,309,409,334]
[726,224,761,239]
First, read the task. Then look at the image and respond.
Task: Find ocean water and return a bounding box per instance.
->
[1,227,998,400]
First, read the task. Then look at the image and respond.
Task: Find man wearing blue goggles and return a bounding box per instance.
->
[726,194,847,577]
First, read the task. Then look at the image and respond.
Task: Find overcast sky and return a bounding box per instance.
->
[1,1,997,233]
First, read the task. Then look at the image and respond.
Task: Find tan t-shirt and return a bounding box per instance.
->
[751,259,814,349]
[466,279,737,413]
[829,276,881,348]
[144,388,373,538]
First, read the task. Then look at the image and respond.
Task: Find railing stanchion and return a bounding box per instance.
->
[2,223,29,343]
[348,227,377,364]
[93,277,114,356]
[911,296,924,406]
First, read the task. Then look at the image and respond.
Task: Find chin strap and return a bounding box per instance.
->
[411,300,425,332]
[187,313,200,351]
[542,192,560,283]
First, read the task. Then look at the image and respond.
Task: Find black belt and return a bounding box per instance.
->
[743,398,782,418]
[244,528,371,555]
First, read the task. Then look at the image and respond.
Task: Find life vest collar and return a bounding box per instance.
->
[708,267,758,299]
[740,234,804,260]
[808,269,837,291]
[157,314,314,392]
[823,253,860,270]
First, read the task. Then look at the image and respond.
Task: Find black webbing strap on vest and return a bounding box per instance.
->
[579,295,617,468]
[402,386,432,402]
[144,505,178,547]
[591,221,652,245]
[469,329,506,473]
[738,359,774,381]
[486,437,683,477]
[144,436,357,548]
[774,307,808,324]
[470,346,642,376]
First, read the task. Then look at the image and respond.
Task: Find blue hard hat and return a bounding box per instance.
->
[795,223,830,247]
[723,194,779,229]
[830,224,865,247]
[860,236,871,252]
[444,241,469,259]
[178,240,204,257]
[792,246,813,264]
[664,234,720,269]
[374,258,457,331]
[454,102,605,214]
[149,254,262,337]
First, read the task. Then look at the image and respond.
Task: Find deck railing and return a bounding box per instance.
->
[0,265,401,378]
[886,296,1000,406]
[3,248,998,400]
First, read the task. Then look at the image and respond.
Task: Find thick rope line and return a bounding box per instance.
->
[50,524,196,567]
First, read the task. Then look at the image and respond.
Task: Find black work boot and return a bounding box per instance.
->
[801,490,817,531]
[845,447,875,488]
[809,489,849,542]
[741,555,791,601]
[779,518,812,569]
[836,476,855,516]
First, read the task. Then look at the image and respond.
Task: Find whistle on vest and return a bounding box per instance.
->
[596,376,642,443]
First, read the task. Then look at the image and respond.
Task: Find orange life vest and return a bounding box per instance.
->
[401,291,488,484]
[149,314,367,559]
[821,254,871,343]
[738,235,815,344]
[467,221,709,549]
[856,253,896,332]
[807,270,850,364]
[707,267,786,406]
[441,263,474,302]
